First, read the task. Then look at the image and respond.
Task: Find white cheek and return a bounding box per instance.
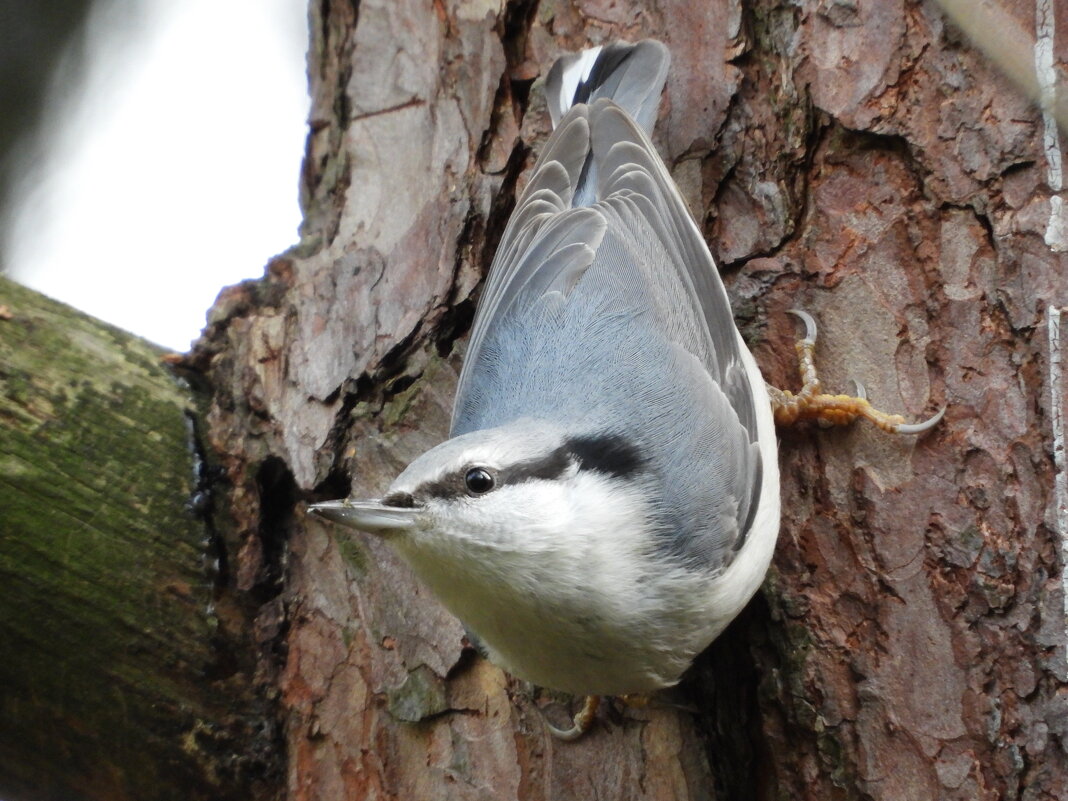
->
[470,473,657,601]
[483,474,642,539]
[564,472,663,591]
[443,482,582,553]
[405,474,645,581]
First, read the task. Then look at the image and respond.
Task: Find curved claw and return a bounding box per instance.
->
[545,695,600,741]
[787,308,818,343]
[895,406,946,435]
[848,379,868,401]
[545,719,586,741]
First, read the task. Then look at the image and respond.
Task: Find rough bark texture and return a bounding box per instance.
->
[0,277,280,801]
[185,1,1068,799]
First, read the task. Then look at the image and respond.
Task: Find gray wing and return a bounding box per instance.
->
[453,98,763,570]
[587,102,762,467]
[454,106,606,420]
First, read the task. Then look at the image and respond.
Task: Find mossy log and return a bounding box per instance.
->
[0,277,276,801]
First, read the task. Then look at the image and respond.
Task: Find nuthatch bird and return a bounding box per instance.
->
[312,40,938,738]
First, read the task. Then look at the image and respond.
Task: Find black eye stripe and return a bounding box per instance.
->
[420,475,465,501]
[498,448,571,484]
[565,434,644,478]
[381,491,416,508]
[410,434,642,501]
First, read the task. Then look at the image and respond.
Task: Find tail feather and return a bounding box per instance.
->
[545,40,670,135]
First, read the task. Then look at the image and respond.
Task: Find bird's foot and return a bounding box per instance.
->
[545,694,601,741]
[768,309,944,435]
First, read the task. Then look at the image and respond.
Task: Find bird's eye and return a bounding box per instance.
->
[464,467,495,495]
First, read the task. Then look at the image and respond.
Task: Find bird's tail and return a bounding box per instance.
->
[544,40,670,135]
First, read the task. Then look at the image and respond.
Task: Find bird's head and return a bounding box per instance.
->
[309,418,651,569]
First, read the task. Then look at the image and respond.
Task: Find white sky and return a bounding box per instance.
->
[6,0,309,351]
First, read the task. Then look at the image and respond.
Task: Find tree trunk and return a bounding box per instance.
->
[103,0,1068,799]
[0,276,280,801]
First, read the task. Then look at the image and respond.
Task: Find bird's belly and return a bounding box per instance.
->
[401,546,708,696]
[477,616,682,696]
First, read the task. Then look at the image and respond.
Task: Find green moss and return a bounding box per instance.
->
[379,379,423,429]
[341,625,356,650]
[377,351,450,429]
[335,532,370,575]
[760,567,858,794]
[386,664,448,722]
[816,728,855,789]
[0,276,238,800]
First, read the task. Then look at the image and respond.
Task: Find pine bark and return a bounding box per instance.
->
[178,0,1066,799]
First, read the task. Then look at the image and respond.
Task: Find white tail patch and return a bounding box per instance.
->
[553,46,603,121]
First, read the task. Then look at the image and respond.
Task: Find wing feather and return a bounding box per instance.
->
[588,100,760,445]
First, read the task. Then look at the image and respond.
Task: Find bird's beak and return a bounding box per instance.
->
[308,499,420,534]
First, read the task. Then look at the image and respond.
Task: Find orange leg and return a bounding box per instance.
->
[769,310,944,435]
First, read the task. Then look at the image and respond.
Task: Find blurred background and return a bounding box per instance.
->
[0,0,310,351]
